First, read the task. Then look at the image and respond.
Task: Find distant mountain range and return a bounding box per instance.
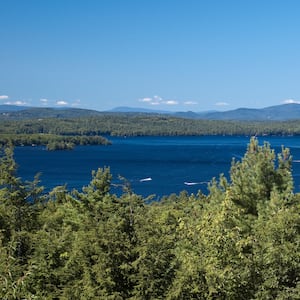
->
[110,104,300,121]
[1,103,300,121]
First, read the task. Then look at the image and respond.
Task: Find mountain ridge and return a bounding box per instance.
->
[109,103,300,120]
[0,103,300,121]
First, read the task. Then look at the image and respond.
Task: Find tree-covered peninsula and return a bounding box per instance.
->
[0,137,299,299]
[0,133,111,150]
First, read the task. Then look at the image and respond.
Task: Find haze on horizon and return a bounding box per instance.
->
[1,0,300,112]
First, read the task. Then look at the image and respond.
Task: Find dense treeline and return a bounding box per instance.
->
[1,114,300,137]
[0,138,299,299]
[1,114,300,149]
[0,134,111,150]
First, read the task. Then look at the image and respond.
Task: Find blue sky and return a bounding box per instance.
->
[1,0,300,112]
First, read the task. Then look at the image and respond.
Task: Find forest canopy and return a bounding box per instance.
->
[0,137,299,299]
[1,114,300,139]
[1,114,300,151]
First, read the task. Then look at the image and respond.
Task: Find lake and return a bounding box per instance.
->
[14,135,300,198]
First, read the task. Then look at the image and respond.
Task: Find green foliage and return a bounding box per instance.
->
[133,201,181,299]
[2,114,300,138]
[0,145,44,299]
[229,137,293,215]
[0,139,299,298]
[254,190,300,299]
[0,133,111,150]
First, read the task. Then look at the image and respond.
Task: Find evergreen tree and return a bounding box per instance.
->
[0,145,44,299]
[228,137,293,213]
[254,189,300,299]
[132,201,179,299]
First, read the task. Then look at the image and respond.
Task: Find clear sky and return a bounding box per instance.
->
[1,0,300,112]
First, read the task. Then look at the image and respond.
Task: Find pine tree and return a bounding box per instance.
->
[0,145,44,299]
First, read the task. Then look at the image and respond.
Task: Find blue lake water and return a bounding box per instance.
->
[14,136,300,198]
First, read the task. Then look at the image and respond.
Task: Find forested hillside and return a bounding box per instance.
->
[1,115,300,143]
[1,114,300,151]
[0,138,299,299]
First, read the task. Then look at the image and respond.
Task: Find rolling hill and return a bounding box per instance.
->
[0,103,300,121]
[110,103,300,121]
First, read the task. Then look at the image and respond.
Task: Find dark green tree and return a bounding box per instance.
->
[0,145,44,299]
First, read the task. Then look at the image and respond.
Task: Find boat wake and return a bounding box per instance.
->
[140,177,152,182]
[184,181,208,186]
